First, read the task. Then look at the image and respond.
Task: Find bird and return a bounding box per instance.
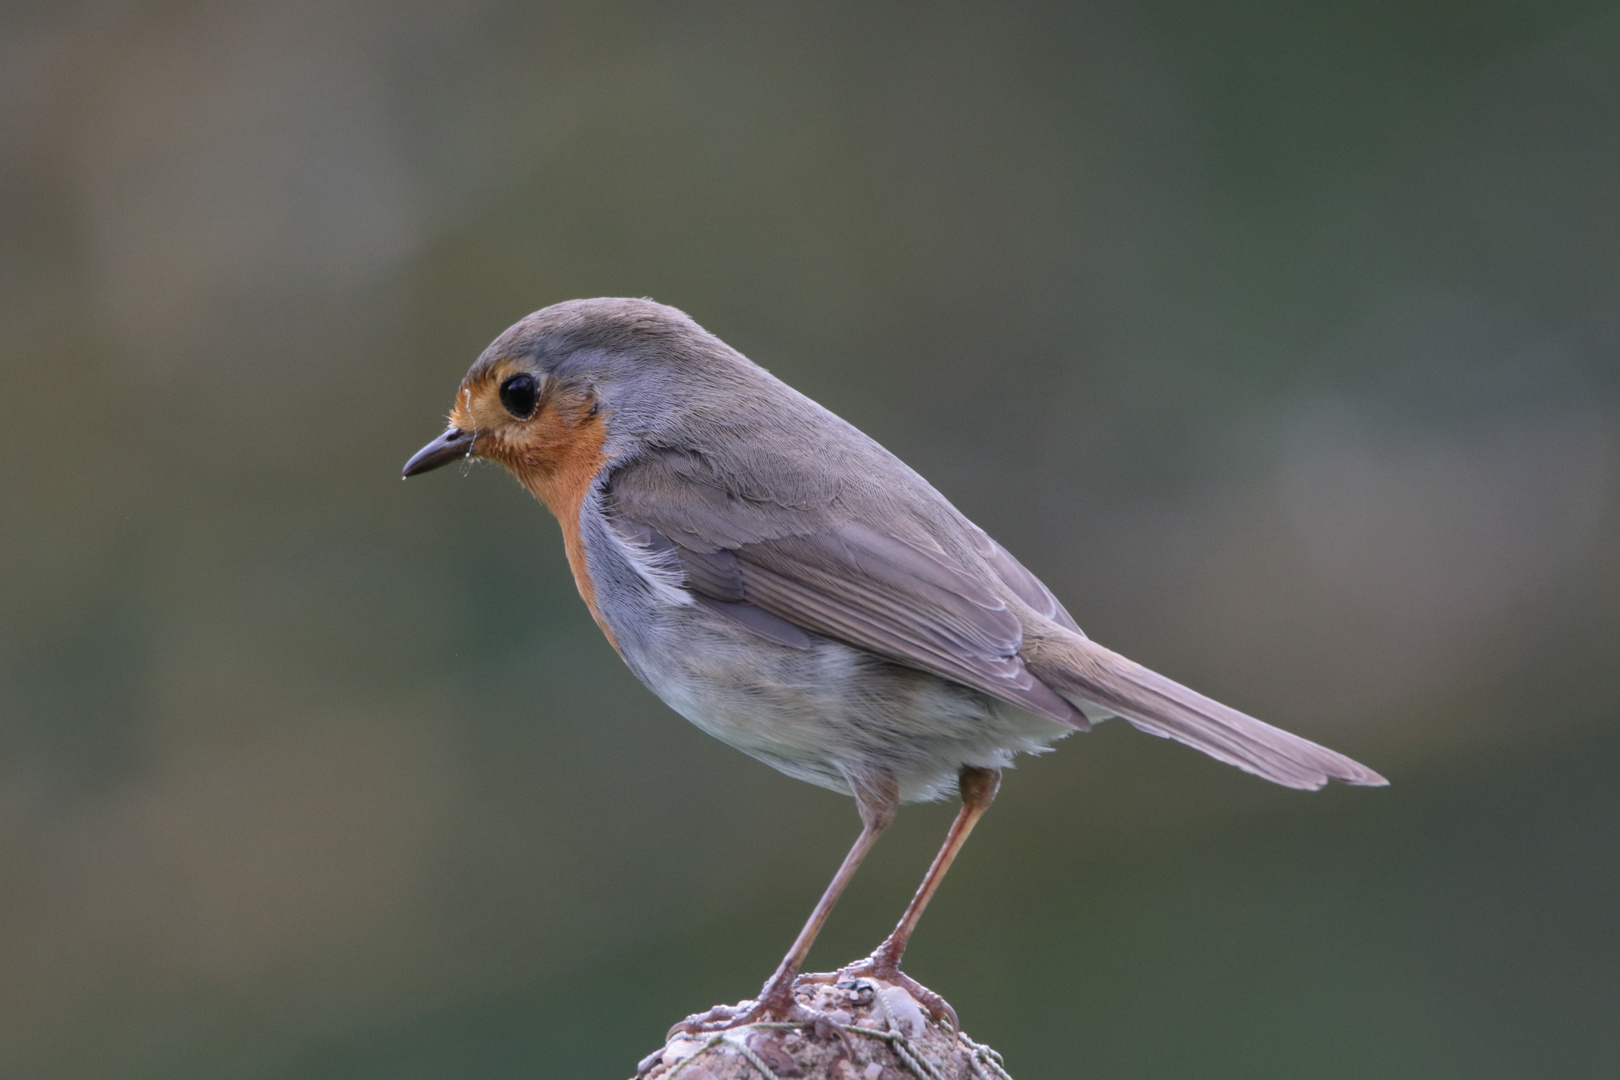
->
[402,297,1386,1034]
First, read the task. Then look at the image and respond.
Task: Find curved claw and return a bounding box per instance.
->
[666,993,831,1039]
[666,1000,750,1041]
[836,959,959,1032]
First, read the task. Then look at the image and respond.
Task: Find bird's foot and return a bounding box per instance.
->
[815,953,959,1032]
[666,977,841,1040]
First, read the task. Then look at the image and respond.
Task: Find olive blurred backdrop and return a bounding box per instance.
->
[3,1,1618,1077]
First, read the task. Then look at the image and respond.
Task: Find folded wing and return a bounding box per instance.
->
[606,449,1086,726]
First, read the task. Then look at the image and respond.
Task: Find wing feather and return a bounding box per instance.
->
[607,451,1084,725]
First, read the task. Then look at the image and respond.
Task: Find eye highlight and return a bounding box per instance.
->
[498,373,539,418]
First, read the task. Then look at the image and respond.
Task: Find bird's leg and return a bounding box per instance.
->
[838,766,1001,1030]
[670,770,897,1036]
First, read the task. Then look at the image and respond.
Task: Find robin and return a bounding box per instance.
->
[403,298,1385,1034]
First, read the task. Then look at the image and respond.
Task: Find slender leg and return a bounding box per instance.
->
[840,766,1001,1028]
[671,770,898,1035]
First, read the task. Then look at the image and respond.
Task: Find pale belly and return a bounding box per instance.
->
[609,597,1074,804]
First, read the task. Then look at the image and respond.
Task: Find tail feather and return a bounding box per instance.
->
[1033,635,1387,790]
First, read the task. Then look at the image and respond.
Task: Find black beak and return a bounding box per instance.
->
[402,428,474,478]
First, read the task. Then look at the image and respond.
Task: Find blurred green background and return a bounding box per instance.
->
[3,1,1618,1077]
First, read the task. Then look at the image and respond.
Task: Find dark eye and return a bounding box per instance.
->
[498,373,539,418]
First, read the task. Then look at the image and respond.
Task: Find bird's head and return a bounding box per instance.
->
[402,297,730,512]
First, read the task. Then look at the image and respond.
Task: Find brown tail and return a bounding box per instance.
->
[1030,632,1387,790]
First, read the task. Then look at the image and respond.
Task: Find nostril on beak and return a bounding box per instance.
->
[402,428,472,478]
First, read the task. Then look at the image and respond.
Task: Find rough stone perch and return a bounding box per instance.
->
[632,976,1014,1080]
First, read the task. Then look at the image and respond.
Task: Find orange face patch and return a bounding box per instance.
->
[446,359,533,437]
[449,367,618,651]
